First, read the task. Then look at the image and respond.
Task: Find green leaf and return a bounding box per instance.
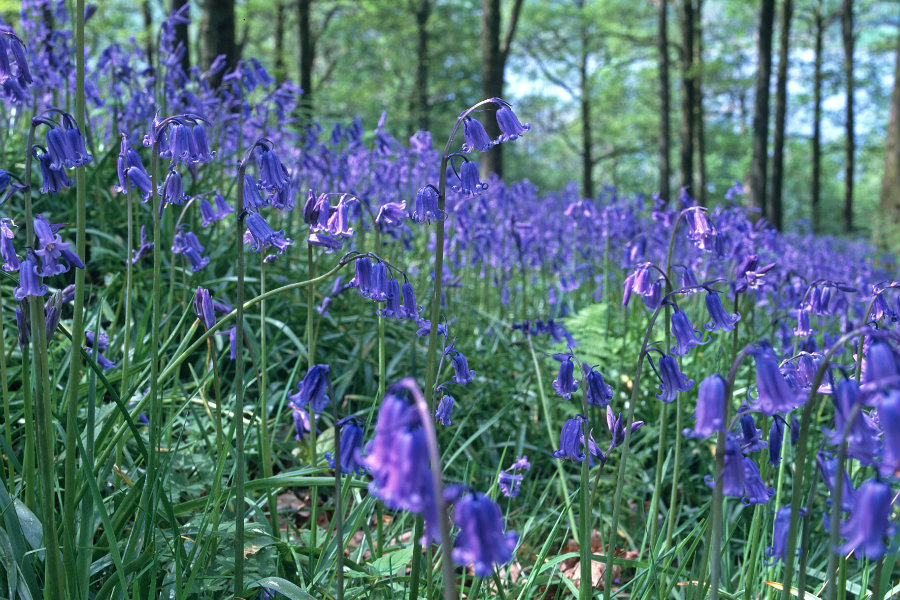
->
[249,576,316,600]
[368,546,415,577]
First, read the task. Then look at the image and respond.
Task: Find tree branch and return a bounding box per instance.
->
[500,0,525,64]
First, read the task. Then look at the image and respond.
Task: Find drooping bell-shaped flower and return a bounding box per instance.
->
[705,439,745,498]
[289,364,331,412]
[351,256,373,298]
[838,479,897,560]
[553,415,599,463]
[655,354,695,402]
[0,218,18,272]
[14,253,47,300]
[826,379,879,465]
[85,329,110,353]
[244,212,293,254]
[37,149,72,194]
[400,280,421,320]
[325,417,366,476]
[606,406,643,454]
[33,215,84,276]
[451,352,476,385]
[741,457,774,505]
[193,286,216,330]
[670,308,707,356]
[378,277,403,320]
[411,186,444,224]
[160,169,189,205]
[765,506,805,565]
[552,357,579,399]
[369,261,390,302]
[462,117,494,153]
[792,309,816,337]
[817,451,856,513]
[704,291,740,332]
[876,390,900,477]
[736,413,767,453]
[684,374,726,439]
[376,202,408,227]
[768,418,784,467]
[748,346,801,415]
[498,470,524,498]
[435,394,454,426]
[863,342,900,391]
[451,491,518,576]
[454,161,488,197]
[584,366,613,407]
[492,98,530,143]
[257,147,289,192]
[241,173,266,209]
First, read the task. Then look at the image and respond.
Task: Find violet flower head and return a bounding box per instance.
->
[670,307,707,356]
[498,470,524,498]
[193,286,216,330]
[552,356,579,399]
[257,147,290,192]
[584,366,613,407]
[683,207,721,254]
[622,263,657,306]
[655,354,694,402]
[792,309,816,337]
[160,169,189,205]
[817,452,856,513]
[130,225,153,264]
[14,254,47,300]
[0,28,32,94]
[704,291,740,333]
[412,186,444,224]
[44,291,62,340]
[765,506,804,565]
[736,413,767,453]
[33,215,84,276]
[683,373,726,439]
[37,149,72,194]
[307,231,342,253]
[14,305,29,349]
[492,98,530,143]
[876,390,900,478]
[435,394,454,426]
[838,479,896,561]
[454,161,488,197]
[864,342,900,390]
[741,457,774,505]
[376,202,408,227]
[462,117,493,153]
[607,406,643,453]
[768,418,784,467]
[400,280,421,320]
[0,218,18,272]
[289,364,331,413]
[288,403,314,441]
[325,417,367,476]
[244,212,293,254]
[378,277,403,320]
[451,491,518,576]
[172,229,209,272]
[553,415,602,463]
[44,114,92,169]
[242,173,266,209]
[85,329,109,353]
[706,439,745,498]
[351,256,373,298]
[748,346,801,415]
[827,379,879,465]
[451,351,476,385]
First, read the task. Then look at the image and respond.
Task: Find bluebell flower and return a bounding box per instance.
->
[14,254,47,300]
[734,254,775,294]
[116,137,152,200]
[606,406,644,454]
[553,415,604,464]
[451,352,476,385]
[214,192,234,219]
[43,291,63,340]
[351,256,373,298]
[741,457,774,505]
[307,231,342,252]
[768,418,784,467]
[193,286,215,329]
[817,451,856,513]
[289,364,331,412]
[199,199,220,227]
[369,261,390,302]
[508,456,530,471]
[622,263,656,306]
[257,147,290,192]
[172,229,210,271]
[706,439,745,498]
[400,280,421,320]
[876,390,900,477]
[14,305,29,348]
[376,202,408,227]
[670,308,707,356]
[864,342,900,390]
[684,374,726,439]
[765,506,804,565]
[36,148,72,194]
[45,119,92,170]
[271,181,295,211]
[676,264,700,290]
[655,354,694,402]
[190,124,215,164]
[288,403,314,441]
[412,186,444,224]
[492,98,530,143]
[552,357,579,399]
[167,123,194,166]
[242,173,266,209]
[736,412,767,453]
[435,394,454,426]
[641,279,663,310]
[454,161,488,197]
[792,309,816,337]
[584,366,613,407]
[838,479,897,560]
[826,379,879,465]
[0,218,19,272]
[87,348,117,370]
[462,117,493,153]
[498,470,524,498]
[34,215,84,276]
[704,291,740,332]
[302,190,323,225]
[85,329,109,353]
[683,208,721,254]
[451,491,518,576]
[748,346,801,415]
[325,417,367,476]
[160,169,189,205]
[378,277,403,320]
[130,225,153,264]
[244,212,293,254]
[0,28,32,91]
[324,195,356,238]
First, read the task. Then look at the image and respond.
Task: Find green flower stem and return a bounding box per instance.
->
[234,163,249,596]
[330,381,344,600]
[121,185,133,400]
[579,382,593,600]
[780,327,874,600]
[259,257,279,538]
[0,289,10,485]
[20,118,36,513]
[306,241,320,571]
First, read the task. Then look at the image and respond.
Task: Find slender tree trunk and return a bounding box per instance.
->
[693,0,706,205]
[171,0,190,74]
[579,5,593,199]
[841,0,855,232]
[812,0,824,231]
[679,0,695,195]
[298,0,315,119]
[200,0,237,87]
[877,18,900,246]
[274,2,286,85]
[770,0,793,231]
[143,0,154,68]
[411,0,431,132]
[658,0,672,204]
[481,0,524,179]
[749,0,776,219]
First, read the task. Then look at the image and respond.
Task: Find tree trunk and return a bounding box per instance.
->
[480,0,524,179]
[171,0,190,74]
[749,0,775,219]
[693,0,706,205]
[877,19,900,245]
[200,0,237,87]
[679,0,695,195]
[841,0,855,232]
[579,5,593,199]
[274,2,286,85]
[812,0,824,231]
[770,0,793,231]
[658,0,672,204]
[411,0,431,133]
[143,0,154,69]
[298,0,315,119]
